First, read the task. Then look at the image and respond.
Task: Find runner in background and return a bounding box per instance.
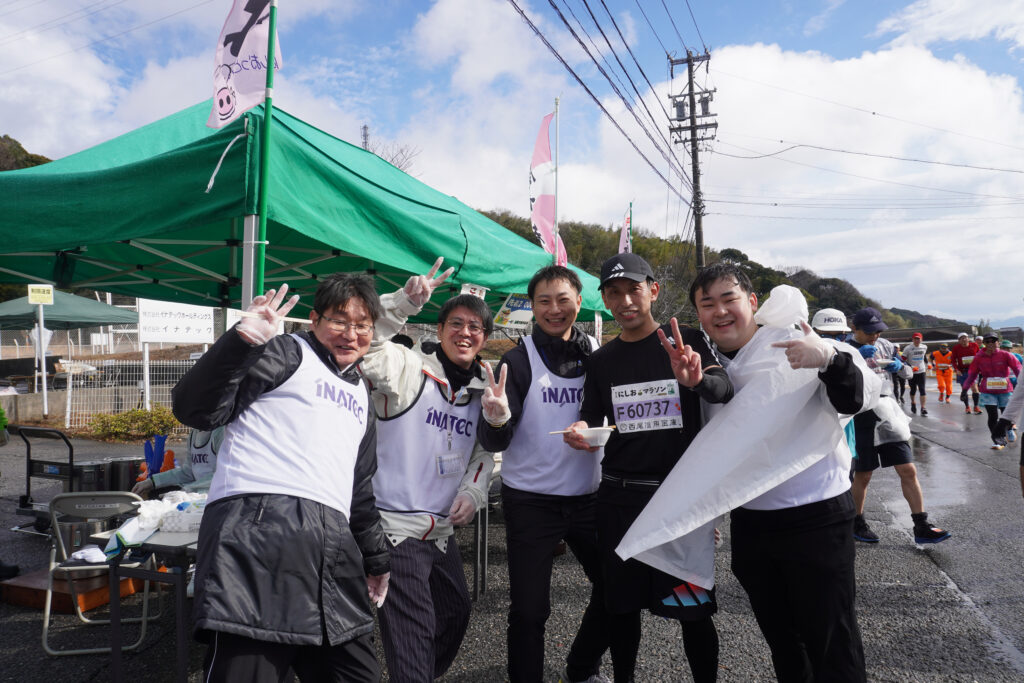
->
[902,333,930,416]
[995,363,1024,497]
[965,333,1022,451]
[952,333,982,414]
[931,343,955,404]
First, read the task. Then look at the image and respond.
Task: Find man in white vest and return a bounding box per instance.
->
[172,275,391,682]
[477,265,610,683]
[359,259,495,683]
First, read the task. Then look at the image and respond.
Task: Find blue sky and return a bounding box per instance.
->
[1,0,1023,323]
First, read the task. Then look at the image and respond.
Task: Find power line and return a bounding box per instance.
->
[683,0,707,52]
[0,0,134,47]
[545,0,693,192]
[578,0,692,187]
[658,0,690,54]
[0,0,214,76]
[596,0,690,183]
[715,136,1024,174]
[715,68,1024,154]
[705,211,1024,222]
[711,141,1024,202]
[505,0,692,208]
[632,0,669,57]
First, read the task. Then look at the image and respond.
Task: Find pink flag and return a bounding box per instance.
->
[529,113,567,266]
[618,207,632,253]
[207,0,283,129]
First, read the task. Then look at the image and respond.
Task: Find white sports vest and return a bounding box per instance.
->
[208,335,368,518]
[373,376,481,516]
[187,429,219,485]
[503,336,601,496]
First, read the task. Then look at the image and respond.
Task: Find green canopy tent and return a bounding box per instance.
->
[0,101,608,324]
[0,290,139,330]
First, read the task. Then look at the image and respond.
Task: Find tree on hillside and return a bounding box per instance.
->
[0,135,50,171]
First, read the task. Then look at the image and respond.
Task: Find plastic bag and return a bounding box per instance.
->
[617,285,881,588]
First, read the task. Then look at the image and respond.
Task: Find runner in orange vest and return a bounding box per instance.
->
[932,343,955,403]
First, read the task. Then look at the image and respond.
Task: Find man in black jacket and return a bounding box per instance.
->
[478,265,610,683]
[172,275,390,683]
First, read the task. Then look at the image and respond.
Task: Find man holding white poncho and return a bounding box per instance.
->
[618,263,882,683]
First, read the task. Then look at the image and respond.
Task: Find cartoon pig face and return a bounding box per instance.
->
[215,85,237,121]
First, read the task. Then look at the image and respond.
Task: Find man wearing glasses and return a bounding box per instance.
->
[359,258,496,683]
[172,275,391,682]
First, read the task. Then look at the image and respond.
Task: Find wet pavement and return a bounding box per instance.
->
[1,376,1023,681]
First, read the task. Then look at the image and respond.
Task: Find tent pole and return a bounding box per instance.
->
[242,215,258,309]
[254,0,279,297]
[38,303,48,418]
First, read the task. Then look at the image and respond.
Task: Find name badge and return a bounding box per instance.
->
[611,379,683,433]
[436,452,464,478]
[986,377,1008,391]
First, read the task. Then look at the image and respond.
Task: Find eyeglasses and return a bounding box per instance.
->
[317,313,374,336]
[444,318,485,336]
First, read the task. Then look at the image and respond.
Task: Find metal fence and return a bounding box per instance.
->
[63,359,196,435]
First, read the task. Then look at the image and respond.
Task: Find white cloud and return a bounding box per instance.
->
[803,0,847,37]
[876,0,1024,53]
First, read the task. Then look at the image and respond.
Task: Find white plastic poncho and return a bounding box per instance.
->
[616,285,880,589]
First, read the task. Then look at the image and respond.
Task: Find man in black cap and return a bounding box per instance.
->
[849,307,951,545]
[564,252,733,683]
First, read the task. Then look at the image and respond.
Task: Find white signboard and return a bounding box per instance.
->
[494,293,533,330]
[28,284,53,305]
[138,299,215,344]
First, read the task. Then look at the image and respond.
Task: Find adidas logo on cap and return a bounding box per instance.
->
[611,263,624,272]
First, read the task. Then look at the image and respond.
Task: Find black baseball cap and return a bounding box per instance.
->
[983,332,999,342]
[598,253,654,290]
[850,307,887,333]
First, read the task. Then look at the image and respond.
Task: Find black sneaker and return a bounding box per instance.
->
[914,523,951,544]
[921,408,928,416]
[853,514,879,543]
[911,404,917,414]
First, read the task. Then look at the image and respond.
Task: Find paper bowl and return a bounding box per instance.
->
[577,427,614,447]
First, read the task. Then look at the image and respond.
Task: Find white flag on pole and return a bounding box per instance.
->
[207,0,282,129]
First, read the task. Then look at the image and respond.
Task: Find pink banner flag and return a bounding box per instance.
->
[618,207,632,253]
[207,0,283,129]
[529,113,567,266]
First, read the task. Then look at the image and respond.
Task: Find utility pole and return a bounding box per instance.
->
[669,51,717,269]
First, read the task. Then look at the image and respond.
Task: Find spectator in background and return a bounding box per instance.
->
[131,427,226,498]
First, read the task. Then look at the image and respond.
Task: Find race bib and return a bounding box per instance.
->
[611,379,683,433]
[435,452,464,478]
[985,377,1008,391]
[962,356,974,364]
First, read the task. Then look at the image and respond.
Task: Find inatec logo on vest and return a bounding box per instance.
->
[314,379,366,424]
[424,408,473,436]
[541,386,584,406]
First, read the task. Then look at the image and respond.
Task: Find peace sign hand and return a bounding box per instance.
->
[482,362,511,427]
[237,284,300,345]
[404,256,455,307]
[658,317,704,387]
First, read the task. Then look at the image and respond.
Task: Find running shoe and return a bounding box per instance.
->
[965,407,972,414]
[911,404,917,414]
[992,440,1006,450]
[559,668,611,683]
[973,407,983,414]
[921,408,928,416]
[1007,427,1017,443]
[853,514,879,543]
[914,522,952,544]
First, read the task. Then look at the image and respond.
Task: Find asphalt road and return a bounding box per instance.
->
[1,379,1022,682]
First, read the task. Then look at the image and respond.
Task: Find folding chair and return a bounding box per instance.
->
[41,491,160,656]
